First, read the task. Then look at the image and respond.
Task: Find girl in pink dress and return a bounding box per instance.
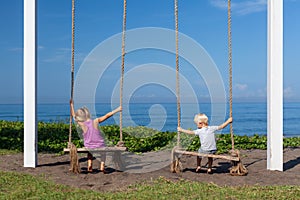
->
[70,100,122,173]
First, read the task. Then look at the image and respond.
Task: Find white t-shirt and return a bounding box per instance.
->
[194,126,218,151]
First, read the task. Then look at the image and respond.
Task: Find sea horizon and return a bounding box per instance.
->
[1,102,300,137]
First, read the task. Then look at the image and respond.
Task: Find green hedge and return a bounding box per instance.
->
[1,120,300,154]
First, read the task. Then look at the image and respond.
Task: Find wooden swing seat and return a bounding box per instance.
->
[174,148,240,161]
[66,145,127,173]
[171,147,248,176]
[63,146,127,154]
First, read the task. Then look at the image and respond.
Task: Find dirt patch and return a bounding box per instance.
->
[1,148,300,192]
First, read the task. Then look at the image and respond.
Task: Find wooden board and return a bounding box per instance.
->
[174,149,240,161]
[63,146,127,153]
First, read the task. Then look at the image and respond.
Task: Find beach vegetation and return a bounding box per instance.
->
[0,120,300,154]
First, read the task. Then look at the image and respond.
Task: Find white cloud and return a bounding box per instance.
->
[42,48,70,63]
[233,86,296,100]
[210,0,267,15]
[257,87,267,97]
[209,0,227,9]
[284,86,294,98]
[9,46,44,52]
[235,83,248,91]
[9,47,23,52]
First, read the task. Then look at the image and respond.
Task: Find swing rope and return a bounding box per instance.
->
[69,0,75,148]
[227,0,235,151]
[174,0,235,151]
[172,0,247,176]
[174,0,181,147]
[67,0,128,173]
[119,0,127,143]
[68,0,127,148]
[226,3,248,175]
[68,0,81,174]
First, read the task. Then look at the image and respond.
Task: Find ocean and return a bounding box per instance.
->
[1,102,300,137]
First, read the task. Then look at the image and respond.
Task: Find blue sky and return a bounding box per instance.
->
[0,0,300,104]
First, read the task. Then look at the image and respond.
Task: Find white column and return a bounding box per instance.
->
[267,0,283,171]
[24,0,37,167]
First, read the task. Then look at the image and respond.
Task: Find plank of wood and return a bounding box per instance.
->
[174,149,240,161]
[63,146,127,153]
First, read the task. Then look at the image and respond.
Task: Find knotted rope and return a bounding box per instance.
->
[119,0,127,143]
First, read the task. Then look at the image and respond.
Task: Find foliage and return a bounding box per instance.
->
[1,171,300,199]
[101,125,176,152]
[182,133,300,154]
[0,120,82,153]
[216,134,269,154]
[1,120,300,154]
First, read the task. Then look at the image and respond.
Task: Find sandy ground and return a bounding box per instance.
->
[1,148,300,192]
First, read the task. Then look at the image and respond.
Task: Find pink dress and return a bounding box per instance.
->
[83,119,105,148]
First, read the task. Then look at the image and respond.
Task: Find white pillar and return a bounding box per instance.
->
[267,0,283,171]
[24,0,37,168]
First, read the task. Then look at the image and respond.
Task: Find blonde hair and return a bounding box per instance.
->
[75,107,91,122]
[194,113,208,125]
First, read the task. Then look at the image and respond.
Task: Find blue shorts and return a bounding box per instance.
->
[198,149,217,158]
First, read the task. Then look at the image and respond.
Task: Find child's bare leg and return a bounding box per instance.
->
[196,156,202,172]
[100,152,107,173]
[207,157,213,174]
[87,152,93,172]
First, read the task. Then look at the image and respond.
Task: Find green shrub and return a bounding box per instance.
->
[1,120,300,154]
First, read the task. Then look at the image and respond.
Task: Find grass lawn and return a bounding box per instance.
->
[1,171,300,200]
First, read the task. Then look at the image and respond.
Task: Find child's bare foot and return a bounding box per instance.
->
[100,162,107,174]
[87,159,93,173]
[207,168,213,174]
[195,166,201,173]
[87,167,93,173]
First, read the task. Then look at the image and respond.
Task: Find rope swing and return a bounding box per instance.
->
[226,0,247,175]
[228,0,234,152]
[66,0,127,173]
[119,0,127,145]
[174,0,181,147]
[68,0,80,173]
[171,0,248,176]
[69,0,75,148]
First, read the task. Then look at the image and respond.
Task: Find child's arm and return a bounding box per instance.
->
[177,127,195,135]
[97,106,122,123]
[70,99,76,118]
[218,117,233,130]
